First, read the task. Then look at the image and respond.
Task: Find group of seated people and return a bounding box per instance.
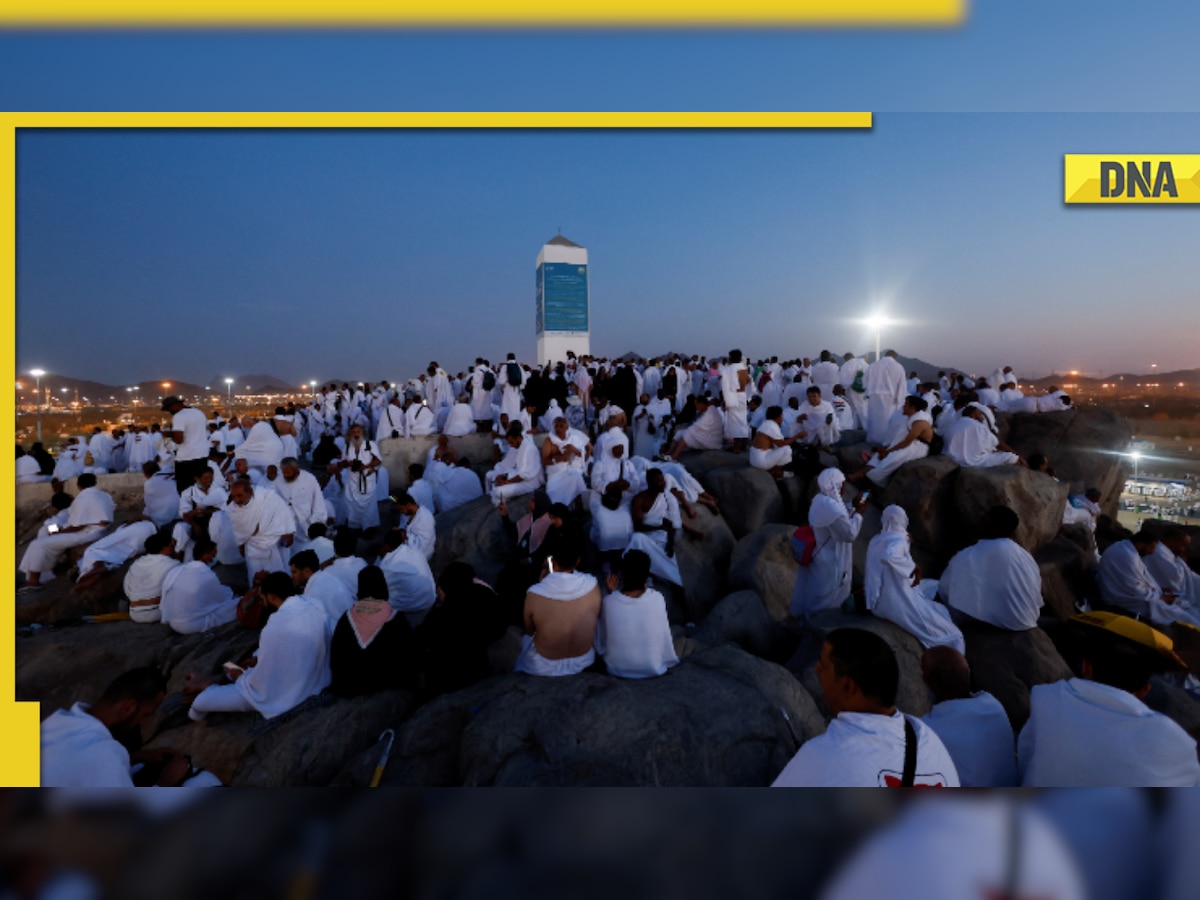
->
[771,610,1200,787]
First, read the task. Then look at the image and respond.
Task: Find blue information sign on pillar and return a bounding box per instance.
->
[536,262,589,335]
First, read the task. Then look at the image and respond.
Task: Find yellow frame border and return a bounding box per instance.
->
[0,1,965,28]
[2,109,871,787]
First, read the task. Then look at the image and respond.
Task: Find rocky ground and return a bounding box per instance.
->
[15,408,1200,785]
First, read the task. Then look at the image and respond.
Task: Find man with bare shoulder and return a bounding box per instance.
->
[514,532,602,676]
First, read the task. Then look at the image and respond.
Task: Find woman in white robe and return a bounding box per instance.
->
[790,468,864,620]
[866,506,965,653]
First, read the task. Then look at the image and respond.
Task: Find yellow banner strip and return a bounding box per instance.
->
[0,1,966,28]
[5,112,871,130]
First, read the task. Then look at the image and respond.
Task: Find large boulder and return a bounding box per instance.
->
[679,449,749,485]
[786,609,933,719]
[383,644,826,787]
[958,620,1073,731]
[692,590,798,663]
[878,456,961,574]
[1035,534,1096,621]
[16,620,221,718]
[430,495,510,582]
[703,467,785,539]
[15,567,129,626]
[673,506,737,623]
[1002,409,1132,517]
[952,466,1070,555]
[146,688,418,787]
[728,525,798,620]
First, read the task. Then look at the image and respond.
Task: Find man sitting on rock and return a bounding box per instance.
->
[595,549,679,679]
[661,394,724,460]
[289,548,356,635]
[1144,528,1200,610]
[487,421,544,507]
[920,646,1017,787]
[1018,612,1200,786]
[393,490,436,561]
[627,467,702,589]
[514,531,602,677]
[123,529,184,624]
[186,571,331,721]
[943,403,1024,468]
[939,506,1044,631]
[772,628,959,787]
[846,396,934,487]
[749,405,801,480]
[73,517,160,594]
[42,667,220,787]
[159,538,242,635]
[19,472,115,592]
[1097,530,1200,628]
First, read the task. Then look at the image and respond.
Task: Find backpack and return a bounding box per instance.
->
[482,369,497,391]
[506,362,523,387]
[851,371,866,394]
[791,524,819,566]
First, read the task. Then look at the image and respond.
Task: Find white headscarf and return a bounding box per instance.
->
[817,467,845,499]
[881,504,908,534]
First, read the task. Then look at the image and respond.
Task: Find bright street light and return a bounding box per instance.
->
[224,377,234,402]
[1130,451,1142,482]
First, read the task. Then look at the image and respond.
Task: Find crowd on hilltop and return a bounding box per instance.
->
[18,347,1200,788]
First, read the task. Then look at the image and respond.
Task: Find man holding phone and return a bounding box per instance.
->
[514,532,602,677]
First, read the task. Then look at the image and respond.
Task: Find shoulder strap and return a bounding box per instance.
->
[901,716,917,787]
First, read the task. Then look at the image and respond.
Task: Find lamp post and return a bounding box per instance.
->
[29,368,45,441]
[225,377,234,403]
[1130,451,1141,483]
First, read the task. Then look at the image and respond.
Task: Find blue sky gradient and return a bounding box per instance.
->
[5,0,1199,384]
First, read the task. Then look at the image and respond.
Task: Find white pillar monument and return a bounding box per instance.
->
[536,234,591,365]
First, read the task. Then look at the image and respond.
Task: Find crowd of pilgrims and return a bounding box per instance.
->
[20,348,1200,787]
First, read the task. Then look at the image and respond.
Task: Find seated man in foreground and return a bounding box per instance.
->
[595,549,679,679]
[186,572,331,721]
[42,667,220,787]
[920,645,1018,787]
[1018,612,1200,786]
[939,506,1043,631]
[514,532,602,677]
[772,628,959,787]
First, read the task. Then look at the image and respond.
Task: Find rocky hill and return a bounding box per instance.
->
[16,408,1200,786]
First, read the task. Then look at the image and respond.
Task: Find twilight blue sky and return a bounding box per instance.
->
[5,0,1200,385]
